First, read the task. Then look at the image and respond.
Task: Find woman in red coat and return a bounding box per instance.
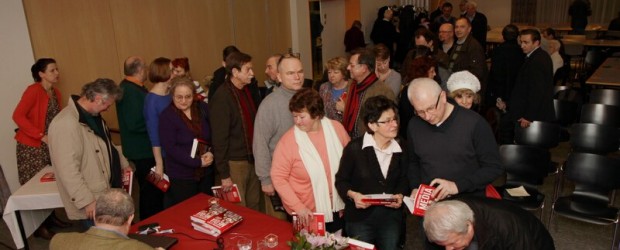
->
[13,58,63,185]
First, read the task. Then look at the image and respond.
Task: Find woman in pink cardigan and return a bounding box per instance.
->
[271,88,350,233]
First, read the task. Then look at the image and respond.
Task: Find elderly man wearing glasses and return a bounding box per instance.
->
[406,77,503,248]
[406,77,502,201]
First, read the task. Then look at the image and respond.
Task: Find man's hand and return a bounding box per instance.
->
[518,117,531,128]
[41,135,49,144]
[495,99,506,111]
[385,194,403,209]
[262,184,275,196]
[335,97,346,113]
[84,201,96,219]
[430,178,459,201]
[221,178,233,192]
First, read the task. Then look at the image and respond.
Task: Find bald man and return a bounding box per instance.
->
[253,56,304,219]
[406,78,503,201]
[116,56,163,219]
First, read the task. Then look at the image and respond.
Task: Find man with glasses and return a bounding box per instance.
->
[438,23,456,54]
[406,77,502,201]
[253,55,303,220]
[343,48,396,139]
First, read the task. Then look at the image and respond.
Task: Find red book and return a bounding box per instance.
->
[146,167,170,192]
[211,184,242,203]
[404,184,436,217]
[361,194,397,205]
[40,172,55,182]
[347,238,376,250]
[292,212,325,236]
[122,169,133,194]
[190,204,243,237]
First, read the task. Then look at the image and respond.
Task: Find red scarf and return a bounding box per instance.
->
[342,73,378,135]
[226,81,257,155]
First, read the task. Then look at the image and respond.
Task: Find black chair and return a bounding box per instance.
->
[570,123,620,155]
[580,104,620,127]
[515,121,560,149]
[548,153,620,250]
[554,99,580,142]
[496,145,550,220]
[590,89,620,107]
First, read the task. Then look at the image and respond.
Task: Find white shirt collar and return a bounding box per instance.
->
[527,46,540,58]
[362,132,402,153]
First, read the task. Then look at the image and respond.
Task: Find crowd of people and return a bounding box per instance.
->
[12,1,571,249]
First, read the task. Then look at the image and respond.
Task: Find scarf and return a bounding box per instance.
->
[342,73,378,136]
[173,101,210,180]
[294,118,345,222]
[225,81,257,158]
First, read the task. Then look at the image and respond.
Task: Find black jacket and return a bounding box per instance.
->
[335,137,408,222]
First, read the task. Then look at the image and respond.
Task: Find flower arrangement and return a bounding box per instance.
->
[288,229,349,250]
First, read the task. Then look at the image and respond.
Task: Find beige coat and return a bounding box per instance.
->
[48,97,128,220]
[345,79,396,137]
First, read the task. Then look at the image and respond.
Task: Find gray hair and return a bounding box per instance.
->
[407,77,442,105]
[465,0,477,9]
[123,56,145,76]
[81,78,122,102]
[95,189,134,226]
[423,200,474,242]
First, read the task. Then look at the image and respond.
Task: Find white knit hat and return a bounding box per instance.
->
[447,71,481,93]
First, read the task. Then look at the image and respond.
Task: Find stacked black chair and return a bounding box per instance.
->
[590,89,620,107]
[580,103,620,127]
[554,99,580,142]
[548,153,620,250]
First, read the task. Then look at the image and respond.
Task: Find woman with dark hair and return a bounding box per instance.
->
[144,57,172,181]
[336,95,407,249]
[159,76,214,207]
[171,57,208,102]
[271,88,350,233]
[13,58,65,238]
[399,46,439,138]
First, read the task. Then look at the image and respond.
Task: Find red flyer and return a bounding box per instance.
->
[211,184,242,203]
[40,172,55,182]
[292,212,325,236]
[190,204,243,237]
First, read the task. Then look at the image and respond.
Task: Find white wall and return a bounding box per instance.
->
[290,0,312,75]
[1,1,36,193]
[320,0,346,61]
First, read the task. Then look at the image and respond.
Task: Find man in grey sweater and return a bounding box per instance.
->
[253,55,305,219]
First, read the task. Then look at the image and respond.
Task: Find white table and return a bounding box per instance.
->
[2,166,63,249]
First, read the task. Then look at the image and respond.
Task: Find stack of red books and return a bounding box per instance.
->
[190,204,243,237]
[292,213,326,236]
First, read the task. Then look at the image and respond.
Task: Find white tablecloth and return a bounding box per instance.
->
[2,166,63,249]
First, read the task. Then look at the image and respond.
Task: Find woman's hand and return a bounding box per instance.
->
[201,152,214,167]
[385,194,403,209]
[153,164,164,181]
[41,135,48,144]
[348,190,370,209]
[335,98,345,113]
[295,208,313,228]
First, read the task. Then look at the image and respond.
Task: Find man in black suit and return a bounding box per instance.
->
[497,29,556,144]
[486,24,524,109]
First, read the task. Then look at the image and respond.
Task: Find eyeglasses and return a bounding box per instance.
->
[376,117,399,125]
[414,92,442,117]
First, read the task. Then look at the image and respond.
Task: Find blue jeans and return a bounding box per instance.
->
[345,206,403,249]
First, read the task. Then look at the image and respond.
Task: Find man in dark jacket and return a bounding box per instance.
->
[486,24,524,108]
[497,29,556,144]
[424,197,555,250]
[344,20,365,53]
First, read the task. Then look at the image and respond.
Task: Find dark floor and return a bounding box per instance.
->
[1,141,618,250]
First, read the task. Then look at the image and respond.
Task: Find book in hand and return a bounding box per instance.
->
[403,184,436,217]
[347,238,376,250]
[292,212,326,236]
[146,167,170,192]
[211,184,242,203]
[361,193,397,205]
[190,204,243,237]
[40,172,55,182]
[122,168,133,194]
